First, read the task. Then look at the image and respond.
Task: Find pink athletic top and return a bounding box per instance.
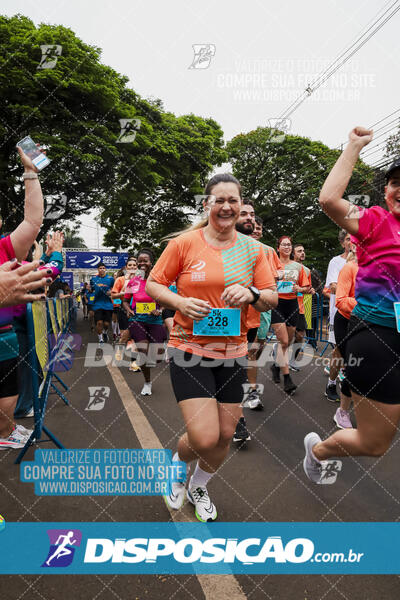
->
[352,205,400,329]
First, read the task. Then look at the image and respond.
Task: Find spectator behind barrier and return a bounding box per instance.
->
[0,143,46,449]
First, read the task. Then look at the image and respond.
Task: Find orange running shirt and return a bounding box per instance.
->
[150,229,276,358]
[335,261,358,320]
[247,243,280,329]
[111,275,130,307]
[277,260,309,300]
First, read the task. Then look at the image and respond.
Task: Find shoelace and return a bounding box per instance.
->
[191,487,210,504]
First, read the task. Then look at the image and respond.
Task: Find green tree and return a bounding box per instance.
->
[101,112,227,251]
[226,127,374,274]
[62,223,87,248]
[0,15,226,246]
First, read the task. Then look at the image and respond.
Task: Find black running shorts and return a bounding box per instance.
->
[116,307,129,330]
[162,309,176,320]
[346,316,400,404]
[168,349,247,403]
[94,309,113,324]
[271,297,299,328]
[333,311,349,356]
[333,311,351,397]
[296,313,307,332]
[0,357,19,398]
[247,327,258,344]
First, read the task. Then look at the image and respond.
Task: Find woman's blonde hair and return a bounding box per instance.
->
[162,173,242,241]
[346,251,357,263]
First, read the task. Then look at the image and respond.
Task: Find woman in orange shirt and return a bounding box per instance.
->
[111,257,138,364]
[270,236,310,394]
[332,247,358,430]
[146,173,278,522]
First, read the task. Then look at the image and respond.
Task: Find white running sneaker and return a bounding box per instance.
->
[333,408,353,429]
[303,432,323,484]
[187,486,217,522]
[129,361,141,372]
[141,382,152,396]
[15,424,33,438]
[242,389,263,410]
[0,426,29,450]
[164,460,190,510]
[164,480,186,510]
[288,359,300,372]
[21,407,34,418]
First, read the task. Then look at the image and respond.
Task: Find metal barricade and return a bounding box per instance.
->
[15,297,74,463]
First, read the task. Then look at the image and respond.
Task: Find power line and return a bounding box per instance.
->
[369,156,395,169]
[338,109,400,150]
[360,125,400,158]
[307,0,399,92]
[369,107,400,130]
[278,0,400,121]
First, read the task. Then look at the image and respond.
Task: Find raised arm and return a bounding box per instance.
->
[10,146,44,261]
[319,127,373,234]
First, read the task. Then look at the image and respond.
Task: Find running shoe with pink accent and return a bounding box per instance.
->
[334,408,353,429]
[0,426,29,450]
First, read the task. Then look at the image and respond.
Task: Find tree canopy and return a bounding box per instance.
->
[0,14,226,246]
[1,15,384,274]
[62,223,87,248]
[226,127,375,273]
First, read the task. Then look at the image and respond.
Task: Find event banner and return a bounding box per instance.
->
[65,251,129,269]
[60,271,74,289]
[0,522,398,574]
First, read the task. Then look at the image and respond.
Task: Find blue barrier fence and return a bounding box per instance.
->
[15,297,75,464]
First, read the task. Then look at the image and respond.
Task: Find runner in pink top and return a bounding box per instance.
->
[123,249,166,397]
[303,126,400,486]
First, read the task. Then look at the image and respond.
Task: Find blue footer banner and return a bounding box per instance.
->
[0,522,399,574]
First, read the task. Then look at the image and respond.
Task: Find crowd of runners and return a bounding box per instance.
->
[0,125,399,523]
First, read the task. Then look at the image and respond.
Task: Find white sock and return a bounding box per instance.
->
[328,378,336,386]
[112,321,118,335]
[189,463,213,489]
[98,334,103,342]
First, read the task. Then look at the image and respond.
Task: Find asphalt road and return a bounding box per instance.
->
[0,311,399,599]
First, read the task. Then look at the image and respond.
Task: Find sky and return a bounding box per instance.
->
[3,0,400,247]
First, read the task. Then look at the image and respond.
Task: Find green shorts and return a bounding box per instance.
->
[257,311,272,340]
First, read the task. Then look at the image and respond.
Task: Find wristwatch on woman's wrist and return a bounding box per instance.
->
[248,286,260,305]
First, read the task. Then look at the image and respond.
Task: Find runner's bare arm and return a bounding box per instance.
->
[221,284,278,312]
[146,277,210,320]
[319,127,373,235]
[10,146,44,261]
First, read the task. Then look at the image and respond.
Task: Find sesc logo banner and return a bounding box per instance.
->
[65,251,129,269]
[0,523,398,574]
